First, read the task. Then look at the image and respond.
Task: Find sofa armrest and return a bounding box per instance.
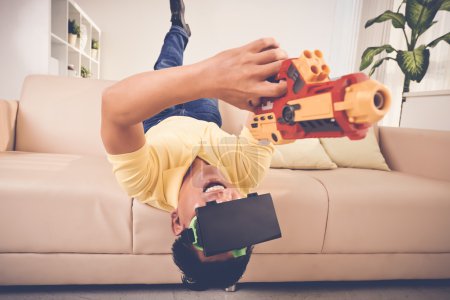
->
[0,99,18,151]
[379,126,450,181]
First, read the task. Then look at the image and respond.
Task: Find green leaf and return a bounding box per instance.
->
[365,10,406,28]
[439,0,450,10]
[360,45,396,71]
[396,45,430,82]
[369,57,393,76]
[406,0,443,31]
[427,31,450,47]
[416,0,444,6]
[418,20,437,35]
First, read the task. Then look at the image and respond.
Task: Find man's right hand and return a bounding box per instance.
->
[200,37,288,111]
[101,38,288,155]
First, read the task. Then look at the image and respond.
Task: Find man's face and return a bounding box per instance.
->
[171,157,243,261]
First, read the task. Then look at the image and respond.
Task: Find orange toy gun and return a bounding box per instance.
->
[249,50,391,144]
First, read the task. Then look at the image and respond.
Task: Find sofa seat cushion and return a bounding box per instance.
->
[0,151,132,254]
[132,168,330,254]
[307,168,450,253]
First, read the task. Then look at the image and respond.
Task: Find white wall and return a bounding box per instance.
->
[0,0,362,99]
[75,0,361,81]
[0,0,51,100]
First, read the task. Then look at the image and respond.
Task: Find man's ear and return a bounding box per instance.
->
[171,209,185,236]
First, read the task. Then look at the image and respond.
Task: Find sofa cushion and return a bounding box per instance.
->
[254,169,329,254]
[307,168,450,253]
[271,138,337,170]
[132,168,329,254]
[16,75,115,156]
[320,127,390,171]
[0,151,132,253]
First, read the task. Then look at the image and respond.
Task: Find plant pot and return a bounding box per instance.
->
[68,34,77,47]
[91,49,98,60]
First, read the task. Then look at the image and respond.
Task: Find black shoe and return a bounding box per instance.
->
[170,0,191,37]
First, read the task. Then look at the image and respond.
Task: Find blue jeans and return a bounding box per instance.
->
[142,26,222,133]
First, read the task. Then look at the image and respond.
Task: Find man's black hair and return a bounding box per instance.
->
[172,235,253,291]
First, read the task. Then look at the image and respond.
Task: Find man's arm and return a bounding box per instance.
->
[101,64,206,154]
[101,38,287,155]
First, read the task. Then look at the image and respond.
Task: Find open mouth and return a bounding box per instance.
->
[203,181,226,193]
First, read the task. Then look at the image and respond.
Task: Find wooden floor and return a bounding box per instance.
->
[1,279,450,299]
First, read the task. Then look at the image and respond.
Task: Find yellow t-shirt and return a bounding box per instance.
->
[106,116,274,212]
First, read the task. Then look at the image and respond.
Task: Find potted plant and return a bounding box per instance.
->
[91,39,99,60]
[68,19,80,47]
[360,0,449,123]
[81,66,91,78]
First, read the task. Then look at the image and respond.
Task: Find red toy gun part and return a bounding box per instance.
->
[250,50,391,144]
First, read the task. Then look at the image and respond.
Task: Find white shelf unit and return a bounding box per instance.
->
[50,0,101,79]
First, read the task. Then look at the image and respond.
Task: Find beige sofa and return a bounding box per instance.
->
[1,75,450,286]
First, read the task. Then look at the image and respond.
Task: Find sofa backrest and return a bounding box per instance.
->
[15,75,248,156]
[16,75,115,156]
[16,75,377,156]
